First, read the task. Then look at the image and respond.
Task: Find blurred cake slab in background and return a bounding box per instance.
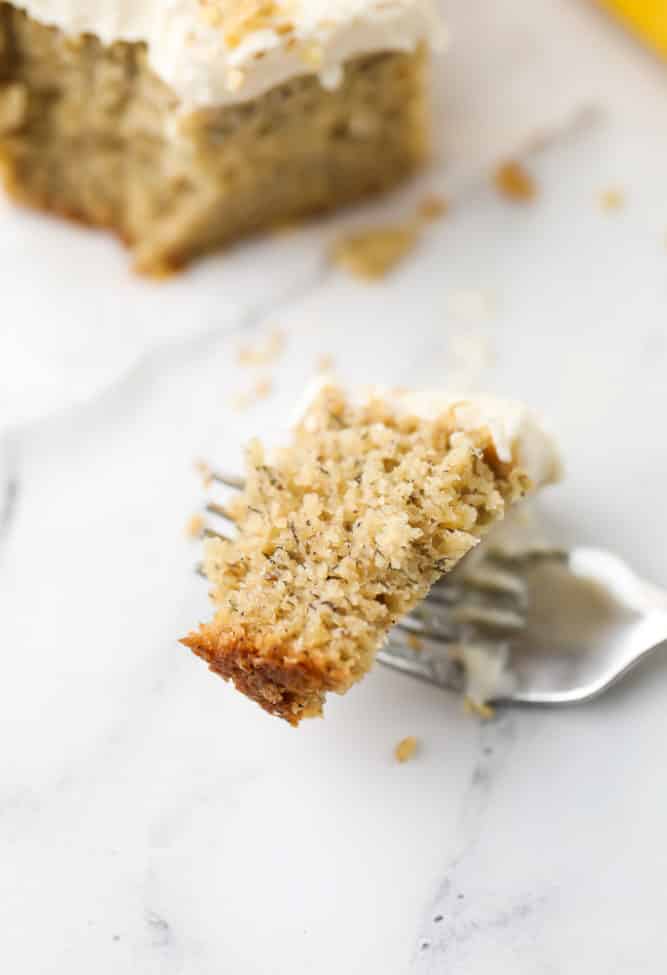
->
[0,0,443,272]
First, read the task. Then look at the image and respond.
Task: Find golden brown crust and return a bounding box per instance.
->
[181,624,332,725]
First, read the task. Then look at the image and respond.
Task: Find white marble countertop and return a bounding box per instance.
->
[2,1,667,972]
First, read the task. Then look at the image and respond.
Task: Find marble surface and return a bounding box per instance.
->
[2,1,667,972]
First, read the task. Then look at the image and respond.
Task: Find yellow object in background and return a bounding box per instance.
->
[600,1,667,57]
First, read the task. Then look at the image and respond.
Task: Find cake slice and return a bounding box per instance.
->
[0,1,441,272]
[183,384,560,724]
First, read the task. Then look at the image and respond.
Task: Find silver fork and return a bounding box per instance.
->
[199,469,667,707]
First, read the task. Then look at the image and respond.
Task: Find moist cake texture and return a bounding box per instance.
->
[183,384,559,724]
[0,2,433,271]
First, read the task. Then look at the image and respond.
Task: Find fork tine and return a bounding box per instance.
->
[411,577,526,623]
[191,470,241,573]
[203,527,232,541]
[397,614,458,641]
[377,638,465,691]
[459,565,527,600]
[426,584,524,616]
[210,470,246,490]
[448,604,525,630]
[205,501,236,523]
[422,585,461,606]
[485,546,567,568]
[398,602,524,638]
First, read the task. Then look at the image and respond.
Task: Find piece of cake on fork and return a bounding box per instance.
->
[0,0,443,272]
[183,383,560,724]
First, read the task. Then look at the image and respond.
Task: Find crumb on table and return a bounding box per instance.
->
[395,736,419,763]
[317,353,335,373]
[194,459,214,488]
[254,376,272,399]
[464,696,495,720]
[417,193,449,222]
[237,329,285,366]
[407,633,423,652]
[230,376,274,411]
[331,224,419,280]
[186,513,205,538]
[493,160,537,202]
[230,390,252,411]
[599,187,624,211]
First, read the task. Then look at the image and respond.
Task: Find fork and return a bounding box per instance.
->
[198,468,667,707]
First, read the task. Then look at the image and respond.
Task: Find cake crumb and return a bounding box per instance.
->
[186,513,205,538]
[407,633,423,652]
[331,224,419,280]
[417,194,449,222]
[254,376,272,399]
[316,353,335,373]
[599,188,624,211]
[230,376,273,411]
[200,0,283,48]
[195,459,213,488]
[395,736,419,763]
[464,696,495,720]
[237,329,285,366]
[494,160,537,202]
[230,391,251,411]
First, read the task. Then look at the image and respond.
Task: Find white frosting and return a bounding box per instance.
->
[459,643,516,709]
[13,0,444,108]
[390,390,562,489]
[296,381,562,490]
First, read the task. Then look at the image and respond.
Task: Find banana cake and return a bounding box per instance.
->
[0,0,442,272]
[183,383,560,724]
